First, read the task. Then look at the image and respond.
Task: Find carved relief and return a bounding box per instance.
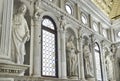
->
[83,36,93,78]
[11,3,30,64]
[59,16,67,31]
[66,35,78,77]
[34,0,44,19]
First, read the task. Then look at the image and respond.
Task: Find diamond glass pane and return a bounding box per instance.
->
[94,45,102,81]
[42,18,54,30]
[42,30,56,76]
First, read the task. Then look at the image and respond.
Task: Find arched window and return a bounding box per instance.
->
[41,16,58,77]
[94,43,103,81]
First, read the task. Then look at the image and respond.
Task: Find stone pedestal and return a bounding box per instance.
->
[0,63,29,76]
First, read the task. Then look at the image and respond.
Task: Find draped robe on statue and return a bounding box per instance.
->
[12,14,29,64]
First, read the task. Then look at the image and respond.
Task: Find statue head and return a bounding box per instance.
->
[68,35,74,42]
[34,0,41,10]
[18,3,27,15]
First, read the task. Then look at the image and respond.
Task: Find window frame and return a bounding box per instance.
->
[93,22,99,32]
[81,13,88,25]
[41,16,58,77]
[94,43,103,81]
[65,3,73,15]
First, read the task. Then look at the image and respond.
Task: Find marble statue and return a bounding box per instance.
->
[111,44,117,58]
[105,48,113,80]
[83,40,93,77]
[59,16,66,31]
[66,35,78,76]
[34,0,43,19]
[12,4,30,64]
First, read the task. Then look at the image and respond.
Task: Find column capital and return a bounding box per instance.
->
[58,15,67,31]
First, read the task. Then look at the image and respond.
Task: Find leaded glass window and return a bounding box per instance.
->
[94,43,103,81]
[41,16,58,77]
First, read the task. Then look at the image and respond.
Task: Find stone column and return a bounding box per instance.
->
[111,44,117,81]
[59,16,67,79]
[88,34,96,81]
[100,40,108,81]
[0,0,13,60]
[60,28,67,79]
[32,19,41,77]
[78,28,86,81]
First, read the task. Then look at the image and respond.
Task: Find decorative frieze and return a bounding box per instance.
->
[0,63,29,76]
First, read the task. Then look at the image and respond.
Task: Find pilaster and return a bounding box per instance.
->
[59,16,67,79]
[89,34,96,81]
[78,28,86,81]
[60,29,67,79]
[100,40,108,81]
[32,19,41,77]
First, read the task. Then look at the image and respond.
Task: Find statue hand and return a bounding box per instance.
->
[23,34,30,43]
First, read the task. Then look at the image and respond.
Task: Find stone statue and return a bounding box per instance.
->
[12,4,30,64]
[83,39,93,77]
[111,44,117,59]
[66,35,78,76]
[59,16,67,31]
[105,48,113,80]
[34,0,43,19]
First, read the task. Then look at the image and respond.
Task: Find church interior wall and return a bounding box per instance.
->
[0,0,119,81]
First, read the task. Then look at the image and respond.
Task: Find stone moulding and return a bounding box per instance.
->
[0,78,14,81]
[0,63,29,76]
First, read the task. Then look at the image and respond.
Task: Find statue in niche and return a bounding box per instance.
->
[110,44,117,59]
[105,48,113,80]
[66,35,78,77]
[12,3,30,64]
[34,0,44,19]
[83,38,93,77]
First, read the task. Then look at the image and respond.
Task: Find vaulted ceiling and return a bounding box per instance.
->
[91,0,120,20]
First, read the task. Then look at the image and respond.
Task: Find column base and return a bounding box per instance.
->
[87,78,95,81]
[111,80,116,81]
[33,74,41,77]
[61,76,67,79]
[69,76,78,80]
